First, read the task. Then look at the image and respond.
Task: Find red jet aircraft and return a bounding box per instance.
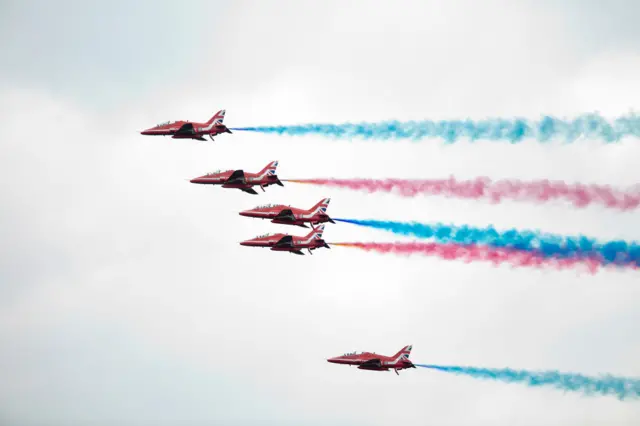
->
[140,109,231,141]
[327,345,415,375]
[239,225,330,255]
[190,161,283,195]
[239,198,335,228]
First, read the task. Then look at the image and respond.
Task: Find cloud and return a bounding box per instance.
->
[1,1,640,425]
[0,0,228,107]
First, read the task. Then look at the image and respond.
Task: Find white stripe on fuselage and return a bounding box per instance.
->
[147,128,176,133]
[197,120,221,132]
[385,353,410,365]
[299,205,328,219]
[299,231,323,244]
[246,169,276,182]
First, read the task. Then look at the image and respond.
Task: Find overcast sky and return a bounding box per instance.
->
[1,1,640,425]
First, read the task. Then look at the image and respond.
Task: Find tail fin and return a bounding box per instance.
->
[207,109,226,125]
[392,345,412,362]
[305,224,325,240]
[309,198,331,215]
[259,161,279,178]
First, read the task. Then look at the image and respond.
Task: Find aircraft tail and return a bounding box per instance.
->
[392,345,413,362]
[207,109,226,125]
[305,224,325,240]
[309,198,335,224]
[309,198,331,214]
[259,161,279,178]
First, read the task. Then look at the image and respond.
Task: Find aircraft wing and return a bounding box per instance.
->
[273,209,295,222]
[359,359,382,368]
[175,122,195,135]
[240,188,259,195]
[273,235,294,249]
[226,169,245,185]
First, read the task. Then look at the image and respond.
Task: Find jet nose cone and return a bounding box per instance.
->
[239,240,252,246]
[327,357,340,364]
[190,177,204,184]
[239,210,251,217]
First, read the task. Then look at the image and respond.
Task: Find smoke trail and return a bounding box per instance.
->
[331,242,606,273]
[416,364,640,400]
[334,219,640,266]
[232,113,640,143]
[284,178,640,211]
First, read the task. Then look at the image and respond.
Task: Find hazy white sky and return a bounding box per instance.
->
[1,1,640,425]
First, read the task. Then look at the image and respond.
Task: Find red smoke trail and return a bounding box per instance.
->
[330,242,637,274]
[284,178,640,210]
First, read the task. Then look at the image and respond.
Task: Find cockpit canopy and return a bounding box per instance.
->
[156,120,178,127]
[255,233,274,238]
[253,203,278,209]
[205,169,223,176]
[253,203,290,210]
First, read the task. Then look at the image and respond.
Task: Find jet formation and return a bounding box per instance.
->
[141,109,415,375]
[140,111,336,256]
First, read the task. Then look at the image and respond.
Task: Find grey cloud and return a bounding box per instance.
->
[0,0,226,108]
[0,320,312,426]
[545,0,640,54]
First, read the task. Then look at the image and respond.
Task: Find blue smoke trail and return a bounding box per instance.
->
[232,113,640,143]
[334,218,640,266]
[417,365,640,400]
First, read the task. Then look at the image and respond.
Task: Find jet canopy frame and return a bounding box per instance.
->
[205,169,225,176]
[253,203,281,209]
[156,120,179,127]
[255,233,277,238]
